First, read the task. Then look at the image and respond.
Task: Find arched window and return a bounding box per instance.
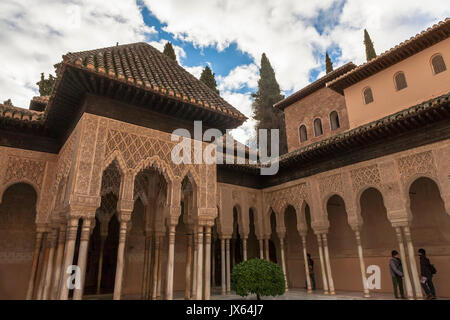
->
[394,72,408,91]
[363,87,374,105]
[314,118,323,137]
[431,54,447,75]
[329,111,340,130]
[299,125,308,143]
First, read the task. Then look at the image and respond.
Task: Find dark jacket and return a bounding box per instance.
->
[389,257,403,277]
[308,258,314,274]
[420,255,434,279]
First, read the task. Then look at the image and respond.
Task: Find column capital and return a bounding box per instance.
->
[390,218,411,228]
[68,194,101,212]
[276,231,286,240]
[311,220,329,234]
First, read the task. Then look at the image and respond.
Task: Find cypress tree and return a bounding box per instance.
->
[252,53,288,155]
[200,66,220,94]
[36,72,56,96]
[163,42,177,62]
[364,29,377,62]
[36,63,60,96]
[325,52,334,74]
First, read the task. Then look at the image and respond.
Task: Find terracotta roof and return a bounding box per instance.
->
[0,103,45,124]
[29,96,49,112]
[274,62,356,110]
[62,42,246,121]
[328,18,450,94]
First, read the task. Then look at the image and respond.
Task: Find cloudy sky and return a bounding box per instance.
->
[1,1,449,144]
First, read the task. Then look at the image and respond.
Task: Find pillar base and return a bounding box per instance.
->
[324,291,329,295]
[307,290,313,294]
[364,293,371,298]
[330,291,336,295]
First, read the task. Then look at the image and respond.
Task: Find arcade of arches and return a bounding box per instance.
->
[0,114,450,300]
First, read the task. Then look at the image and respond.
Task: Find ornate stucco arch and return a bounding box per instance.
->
[403,173,448,217]
[0,180,41,215]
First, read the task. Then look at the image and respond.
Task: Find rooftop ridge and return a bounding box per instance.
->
[274,62,357,110]
[328,18,450,94]
[60,42,246,122]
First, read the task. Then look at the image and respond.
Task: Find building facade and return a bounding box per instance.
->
[0,19,449,300]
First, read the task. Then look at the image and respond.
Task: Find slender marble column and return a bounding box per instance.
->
[211,237,215,289]
[403,226,423,300]
[301,236,312,293]
[221,238,226,295]
[43,229,58,300]
[192,232,198,299]
[354,230,370,298]
[151,236,160,300]
[165,225,176,300]
[258,239,264,259]
[96,234,107,295]
[204,226,212,300]
[142,234,150,299]
[26,231,44,300]
[264,239,269,261]
[59,218,79,300]
[196,225,204,300]
[242,238,248,261]
[113,220,128,300]
[37,234,50,300]
[51,225,66,300]
[316,234,329,294]
[395,227,414,299]
[185,234,192,300]
[156,236,163,299]
[322,234,335,295]
[279,237,288,291]
[73,218,93,300]
[226,238,231,294]
[145,234,153,300]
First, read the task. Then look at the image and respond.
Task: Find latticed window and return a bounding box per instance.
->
[431,54,447,74]
[394,72,408,91]
[299,125,308,143]
[330,111,340,130]
[314,119,323,137]
[363,87,374,105]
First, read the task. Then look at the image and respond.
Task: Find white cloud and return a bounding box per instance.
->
[220,91,256,145]
[144,0,449,143]
[0,0,153,107]
[217,64,259,92]
[143,0,449,89]
[183,66,204,79]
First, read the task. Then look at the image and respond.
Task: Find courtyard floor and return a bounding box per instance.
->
[86,288,446,300]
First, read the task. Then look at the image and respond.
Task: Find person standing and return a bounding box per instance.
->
[306,253,316,291]
[418,248,437,300]
[389,250,406,299]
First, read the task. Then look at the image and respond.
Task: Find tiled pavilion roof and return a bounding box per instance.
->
[62,42,246,121]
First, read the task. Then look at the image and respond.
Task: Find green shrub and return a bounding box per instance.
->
[230,258,285,300]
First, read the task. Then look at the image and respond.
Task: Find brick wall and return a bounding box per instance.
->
[283,87,349,153]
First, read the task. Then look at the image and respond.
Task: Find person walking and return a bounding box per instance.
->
[306,253,316,291]
[418,248,437,300]
[389,250,406,299]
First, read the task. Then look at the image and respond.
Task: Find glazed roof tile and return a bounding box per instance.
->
[62,42,246,121]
